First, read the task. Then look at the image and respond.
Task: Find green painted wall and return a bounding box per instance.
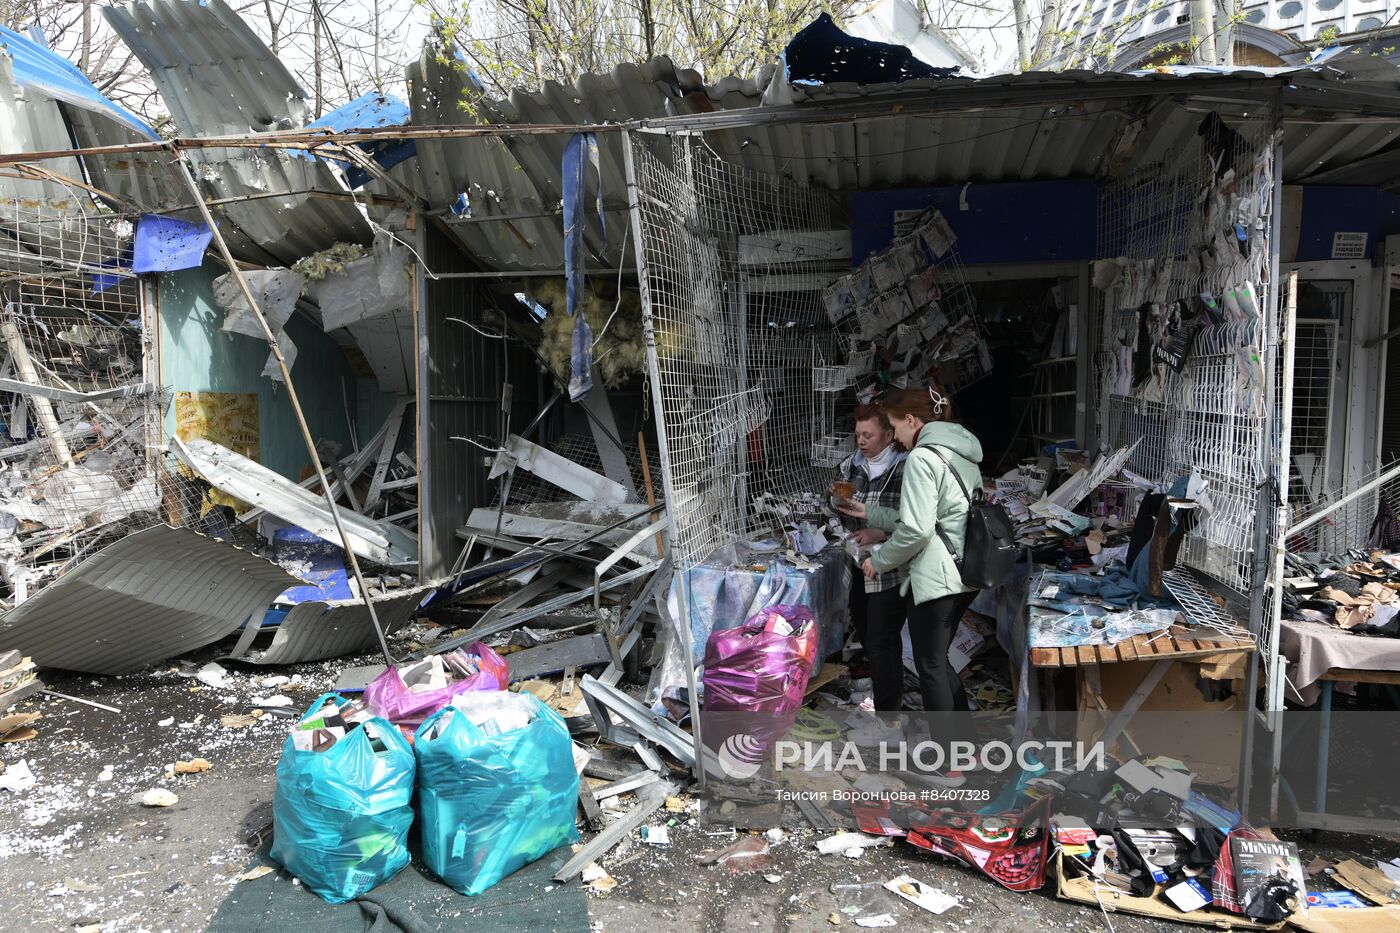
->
[158,262,390,481]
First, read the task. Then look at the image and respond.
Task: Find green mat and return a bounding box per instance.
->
[207,841,589,933]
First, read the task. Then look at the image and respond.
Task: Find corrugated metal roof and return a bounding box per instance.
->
[0,24,155,138]
[0,525,297,674]
[245,586,429,664]
[406,49,760,272]
[401,56,1400,272]
[103,0,371,265]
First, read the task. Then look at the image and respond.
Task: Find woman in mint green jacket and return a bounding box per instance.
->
[838,384,983,717]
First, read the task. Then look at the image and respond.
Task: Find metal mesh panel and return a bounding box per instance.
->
[1096,126,1277,598]
[631,136,841,568]
[0,205,219,607]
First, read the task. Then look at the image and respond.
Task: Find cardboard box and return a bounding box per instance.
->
[1053,851,1283,930]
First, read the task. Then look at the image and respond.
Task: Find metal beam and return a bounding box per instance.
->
[553,780,678,882]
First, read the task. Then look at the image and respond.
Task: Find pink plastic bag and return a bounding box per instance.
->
[363,642,508,739]
[702,605,819,717]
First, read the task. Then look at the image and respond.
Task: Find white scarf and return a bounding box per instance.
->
[863,443,899,481]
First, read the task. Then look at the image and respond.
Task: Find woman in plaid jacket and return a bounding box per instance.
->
[835,404,907,711]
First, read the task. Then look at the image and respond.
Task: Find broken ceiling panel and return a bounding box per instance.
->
[241,586,430,665]
[0,525,297,674]
[172,436,419,568]
[103,0,373,265]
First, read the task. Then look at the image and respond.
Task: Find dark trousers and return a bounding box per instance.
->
[867,588,977,713]
[848,573,869,648]
[862,587,912,712]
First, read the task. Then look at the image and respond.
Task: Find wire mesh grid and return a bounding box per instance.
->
[632,136,844,568]
[1282,457,1400,557]
[0,195,137,284]
[1095,124,1277,598]
[1287,319,1337,515]
[0,210,225,607]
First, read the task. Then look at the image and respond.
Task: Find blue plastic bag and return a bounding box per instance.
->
[270,693,415,904]
[414,692,580,895]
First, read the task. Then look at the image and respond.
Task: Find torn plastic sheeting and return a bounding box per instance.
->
[562,132,602,402]
[0,525,298,674]
[311,237,411,332]
[262,330,297,382]
[131,214,213,273]
[241,586,430,665]
[171,436,418,568]
[215,268,303,338]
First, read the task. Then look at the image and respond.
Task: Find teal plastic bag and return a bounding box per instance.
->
[270,693,415,904]
[414,692,580,895]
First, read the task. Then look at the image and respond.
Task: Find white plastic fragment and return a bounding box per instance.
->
[0,759,35,792]
[815,832,891,855]
[142,788,178,807]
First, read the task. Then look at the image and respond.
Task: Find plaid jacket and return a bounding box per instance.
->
[838,450,907,594]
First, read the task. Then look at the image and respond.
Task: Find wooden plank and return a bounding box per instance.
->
[1076,645,1096,667]
[1096,644,1117,665]
[1319,668,1400,686]
[1116,637,1138,662]
[1030,648,1059,668]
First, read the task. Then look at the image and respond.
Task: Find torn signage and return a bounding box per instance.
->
[0,525,297,674]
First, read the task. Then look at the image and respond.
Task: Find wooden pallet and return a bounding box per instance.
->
[1029,625,1254,669]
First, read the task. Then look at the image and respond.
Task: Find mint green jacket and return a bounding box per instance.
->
[865,421,984,605]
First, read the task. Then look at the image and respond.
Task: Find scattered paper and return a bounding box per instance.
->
[854,916,896,929]
[764,874,782,883]
[142,788,178,807]
[641,825,669,845]
[236,865,275,883]
[883,875,959,915]
[195,662,232,689]
[251,695,293,709]
[63,878,98,893]
[157,717,175,728]
[816,832,891,855]
[0,759,35,792]
[221,712,262,728]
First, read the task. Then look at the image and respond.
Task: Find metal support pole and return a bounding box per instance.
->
[1241,120,1285,823]
[1266,270,1299,821]
[622,129,706,788]
[171,152,395,666]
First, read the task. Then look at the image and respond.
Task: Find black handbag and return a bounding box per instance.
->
[926,447,1019,590]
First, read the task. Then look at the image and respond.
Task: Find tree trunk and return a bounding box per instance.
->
[1012,0,1032,71]
[263,0,279,54]
[312,0,324,118]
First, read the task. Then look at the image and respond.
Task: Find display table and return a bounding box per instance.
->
[1277,619,1400,833]
[677,544,852,667]
[1278,617,1400,705]
[1029,602,1254,755]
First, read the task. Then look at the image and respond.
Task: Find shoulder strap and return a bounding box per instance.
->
[923,446,972,562]
[924,446,975,503]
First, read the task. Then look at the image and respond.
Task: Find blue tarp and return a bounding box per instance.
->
[301,92,416,189]
[781,12,958,86]
[131,215,213,273]
[562,133,603,402]
[0,25,157,138]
